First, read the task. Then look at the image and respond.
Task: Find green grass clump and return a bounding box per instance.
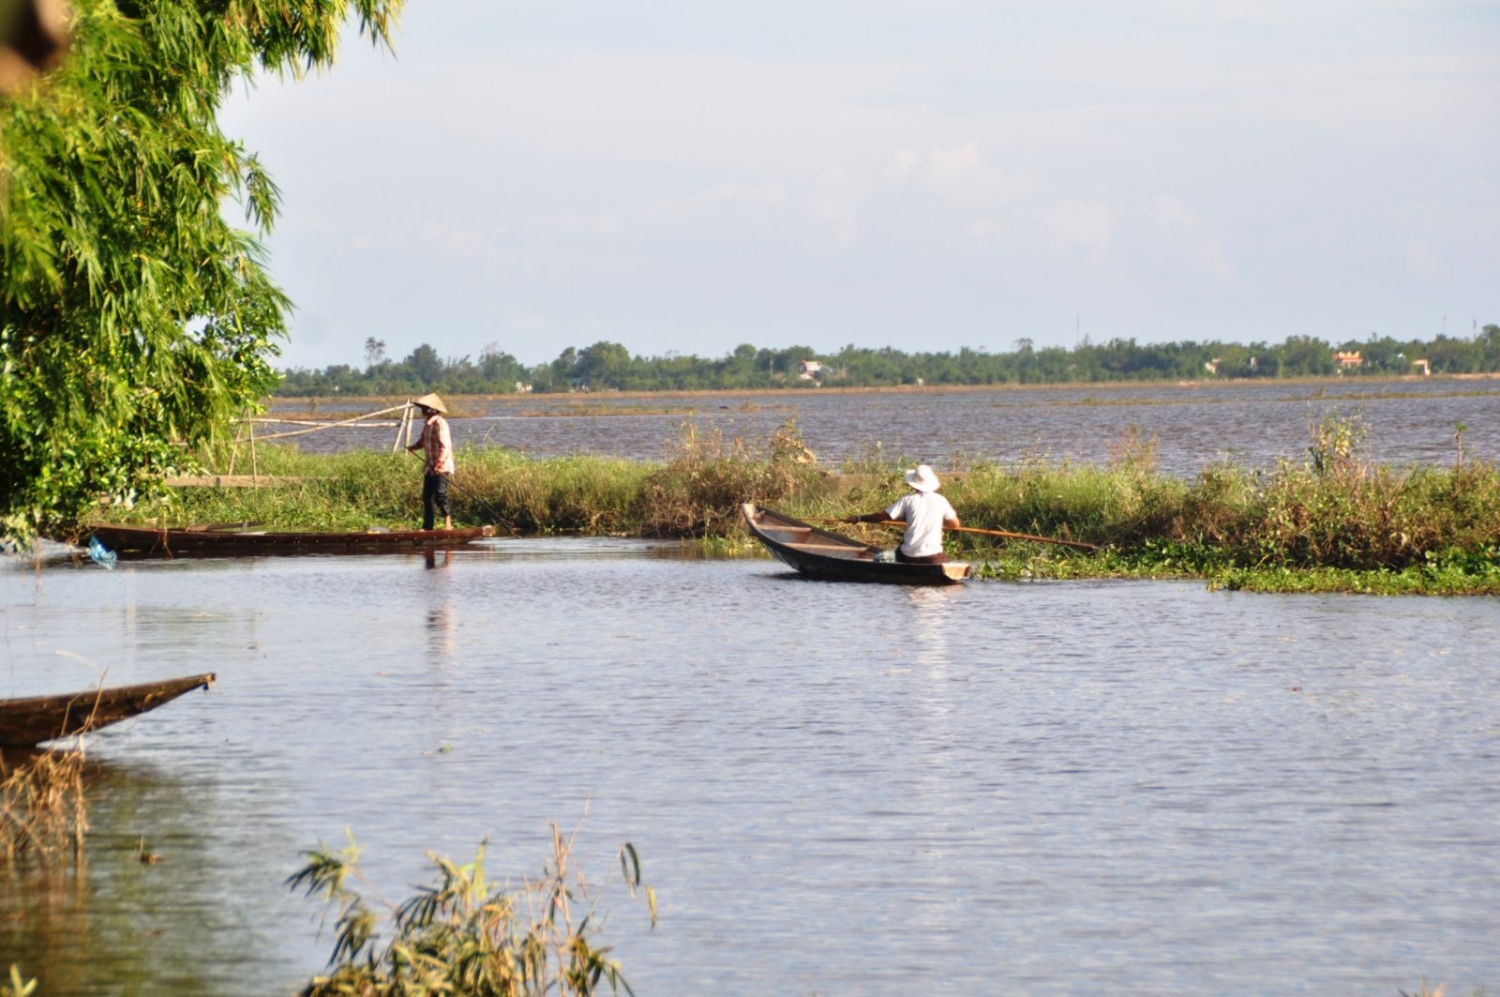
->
[84,416,1500,593]
[289,827,654,997]
[638,421,821,537]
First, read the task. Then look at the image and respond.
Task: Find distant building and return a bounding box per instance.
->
[798,360,825,380]
[1335,350,1363,369]
[1204,358,1221,374]
[1412,358,1430,376]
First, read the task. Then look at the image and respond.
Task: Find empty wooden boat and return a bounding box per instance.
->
[0,673,216,748]
[742,503,970,585]
[86,523,497,559]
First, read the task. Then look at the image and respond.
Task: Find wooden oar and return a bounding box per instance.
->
[822,518,1097,552]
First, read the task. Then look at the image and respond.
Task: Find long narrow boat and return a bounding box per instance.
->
[742,504,971,585]
[0,674,215,748]
[86,523,497,559]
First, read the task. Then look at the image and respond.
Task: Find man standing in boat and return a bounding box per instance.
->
[846,464,961,563]
[407,393,455,531]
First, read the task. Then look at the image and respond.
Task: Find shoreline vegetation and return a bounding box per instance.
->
[269,369,1500,412]
[83,415,1500,596]
[276,329,1500,397]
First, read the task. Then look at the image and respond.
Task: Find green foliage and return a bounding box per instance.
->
[276,325,1500,397]
[96,415,1500,592]
[0,0,403,539]
[289,827,655,997]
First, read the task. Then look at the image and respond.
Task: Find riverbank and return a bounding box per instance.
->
[84,418,1500,595]
[268,370,1500,411]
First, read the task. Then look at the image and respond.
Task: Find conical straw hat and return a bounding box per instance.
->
[413,393,448,414]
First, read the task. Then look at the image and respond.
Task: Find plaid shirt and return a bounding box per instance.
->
[422,414,454,474]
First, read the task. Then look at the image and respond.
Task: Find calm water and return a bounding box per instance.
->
[272,379,1500,475]
[3,545,1498,995]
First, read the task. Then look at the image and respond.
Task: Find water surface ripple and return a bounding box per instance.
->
[272,379,1500,475]
[2,547,1497,995]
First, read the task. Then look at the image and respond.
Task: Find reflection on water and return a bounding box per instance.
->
[1,754,310,995]
[270,380,1500,474]
[2,546,1498,995]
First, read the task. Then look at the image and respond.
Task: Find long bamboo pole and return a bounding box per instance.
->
[248,408,258,482]
[824,518,1097,552]
[245,404,411,442]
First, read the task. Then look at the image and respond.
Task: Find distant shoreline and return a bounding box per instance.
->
[269,371,1499,409]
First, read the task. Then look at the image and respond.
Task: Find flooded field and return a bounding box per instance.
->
[4,544,1498,994]
[269,379,1500,475]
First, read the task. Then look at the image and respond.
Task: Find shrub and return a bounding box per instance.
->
[290,826,655,997]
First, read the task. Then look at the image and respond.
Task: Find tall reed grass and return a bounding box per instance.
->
[0,749,88,864]
[94,417,1500,591]
[1,964,37,997]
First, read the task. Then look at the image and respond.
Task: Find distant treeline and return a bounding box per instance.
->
[275,327,1500,396]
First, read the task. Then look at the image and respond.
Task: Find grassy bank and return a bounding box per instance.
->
[92,420,1500,594]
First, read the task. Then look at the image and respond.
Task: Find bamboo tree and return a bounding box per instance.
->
[0,0,404,538]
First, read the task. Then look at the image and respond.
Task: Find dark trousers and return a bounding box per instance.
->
[895,547,949,564]
[422,472,451,530]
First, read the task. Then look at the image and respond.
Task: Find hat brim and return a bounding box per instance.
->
[905,469,940,492]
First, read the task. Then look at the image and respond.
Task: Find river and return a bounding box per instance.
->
[269,378,1500,475]
[3,543,1497,994]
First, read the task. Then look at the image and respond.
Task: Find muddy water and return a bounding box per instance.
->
[272,379,1500,475]
[3,545,1497,994]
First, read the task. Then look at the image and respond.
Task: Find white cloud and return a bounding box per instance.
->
[646,182,788,228]
[542,213,623,238]
[418,221,537,276]
[1405,243,1444,277]
[350,233,408,251]
[1045,199,1115,255]
[886,143,1041,211]
[1151,195,1229,276]
[420,221,489,260]
[807,167,874,249]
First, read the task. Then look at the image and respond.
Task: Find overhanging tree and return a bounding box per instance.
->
[0,0,403,538]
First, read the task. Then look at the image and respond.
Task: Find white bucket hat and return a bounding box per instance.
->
[905,464,941,492]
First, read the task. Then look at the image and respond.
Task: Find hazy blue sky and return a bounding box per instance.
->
[219,0,1499,370]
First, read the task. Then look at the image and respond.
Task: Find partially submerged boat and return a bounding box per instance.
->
[0,673,215,748]
[86,523,497,559]
[742,503,971,585]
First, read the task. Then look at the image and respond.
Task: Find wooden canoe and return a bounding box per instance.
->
[742,503,970,585]
[86,523,497,559]
[0,673,215,748]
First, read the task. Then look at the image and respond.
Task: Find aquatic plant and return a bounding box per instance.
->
[1,965,37,997]
[289,825,655,997]
[87,414,1500,593]
[638,420,819,537]
[0,749,88,864]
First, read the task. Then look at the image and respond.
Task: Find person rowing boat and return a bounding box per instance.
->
[845,464,961,564]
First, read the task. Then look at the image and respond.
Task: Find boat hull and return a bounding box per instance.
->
[742,503,970,585]
[0,674,215,748]
[86,524,497,559]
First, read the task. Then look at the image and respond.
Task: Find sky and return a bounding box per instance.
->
[217,0,1500,371]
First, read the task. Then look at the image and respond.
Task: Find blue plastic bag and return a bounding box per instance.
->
[88,536,118,570]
